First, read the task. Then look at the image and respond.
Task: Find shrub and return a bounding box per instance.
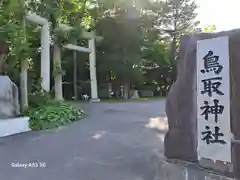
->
[28,90,51,107]
[25,100,85,130]
[25,85,85,130]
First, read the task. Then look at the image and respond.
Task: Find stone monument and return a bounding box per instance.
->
[164,29,240,179]
[0,76,20,118]
[130,90,139,99]
[0,76,30,137]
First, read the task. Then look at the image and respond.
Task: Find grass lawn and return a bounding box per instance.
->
[66,96,165,105]
[102,96,165,102]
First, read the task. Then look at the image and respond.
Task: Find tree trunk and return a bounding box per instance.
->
[73,51,78,100]
[169,33,177,80]
[19,16,29,111]
[20,59,28,111]
[53,44,63,101]
[0,54,7,74]
[170,35,177,61]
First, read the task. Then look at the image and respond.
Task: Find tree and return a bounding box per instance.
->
[0,0,202,102]
[158,0,199,81]
[96,6,143,99]
[0,0,32,110]
[28,0,86,100]
[89,0,174,98]
[0,0,91,106]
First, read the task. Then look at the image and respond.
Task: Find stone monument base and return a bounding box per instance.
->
[0,117,30,137]
[157,159,232,180]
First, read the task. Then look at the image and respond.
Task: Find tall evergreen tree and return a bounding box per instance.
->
[159,0,199,81]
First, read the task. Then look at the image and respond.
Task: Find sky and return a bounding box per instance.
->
[196,0,240,31]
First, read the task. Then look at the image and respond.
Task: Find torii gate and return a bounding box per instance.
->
[26,13,102,102]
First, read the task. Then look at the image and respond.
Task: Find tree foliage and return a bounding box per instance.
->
[203,24,216,33]
[0,0,29,72]
[96,8,143,83]
[0,0,201,100]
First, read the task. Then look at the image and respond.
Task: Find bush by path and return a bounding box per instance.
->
[24,90,85,130]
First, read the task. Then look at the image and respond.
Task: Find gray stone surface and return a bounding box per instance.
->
[164,35,198,161]
[156,160,233,180]
[199,158,215,169]
[213,160,229,173]
[164,29,240,178]
[0,76,20,119]
[0,100,167,180]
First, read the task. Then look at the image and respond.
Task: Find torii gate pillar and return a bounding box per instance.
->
[41,24,50,92]
[89,38,100,102]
